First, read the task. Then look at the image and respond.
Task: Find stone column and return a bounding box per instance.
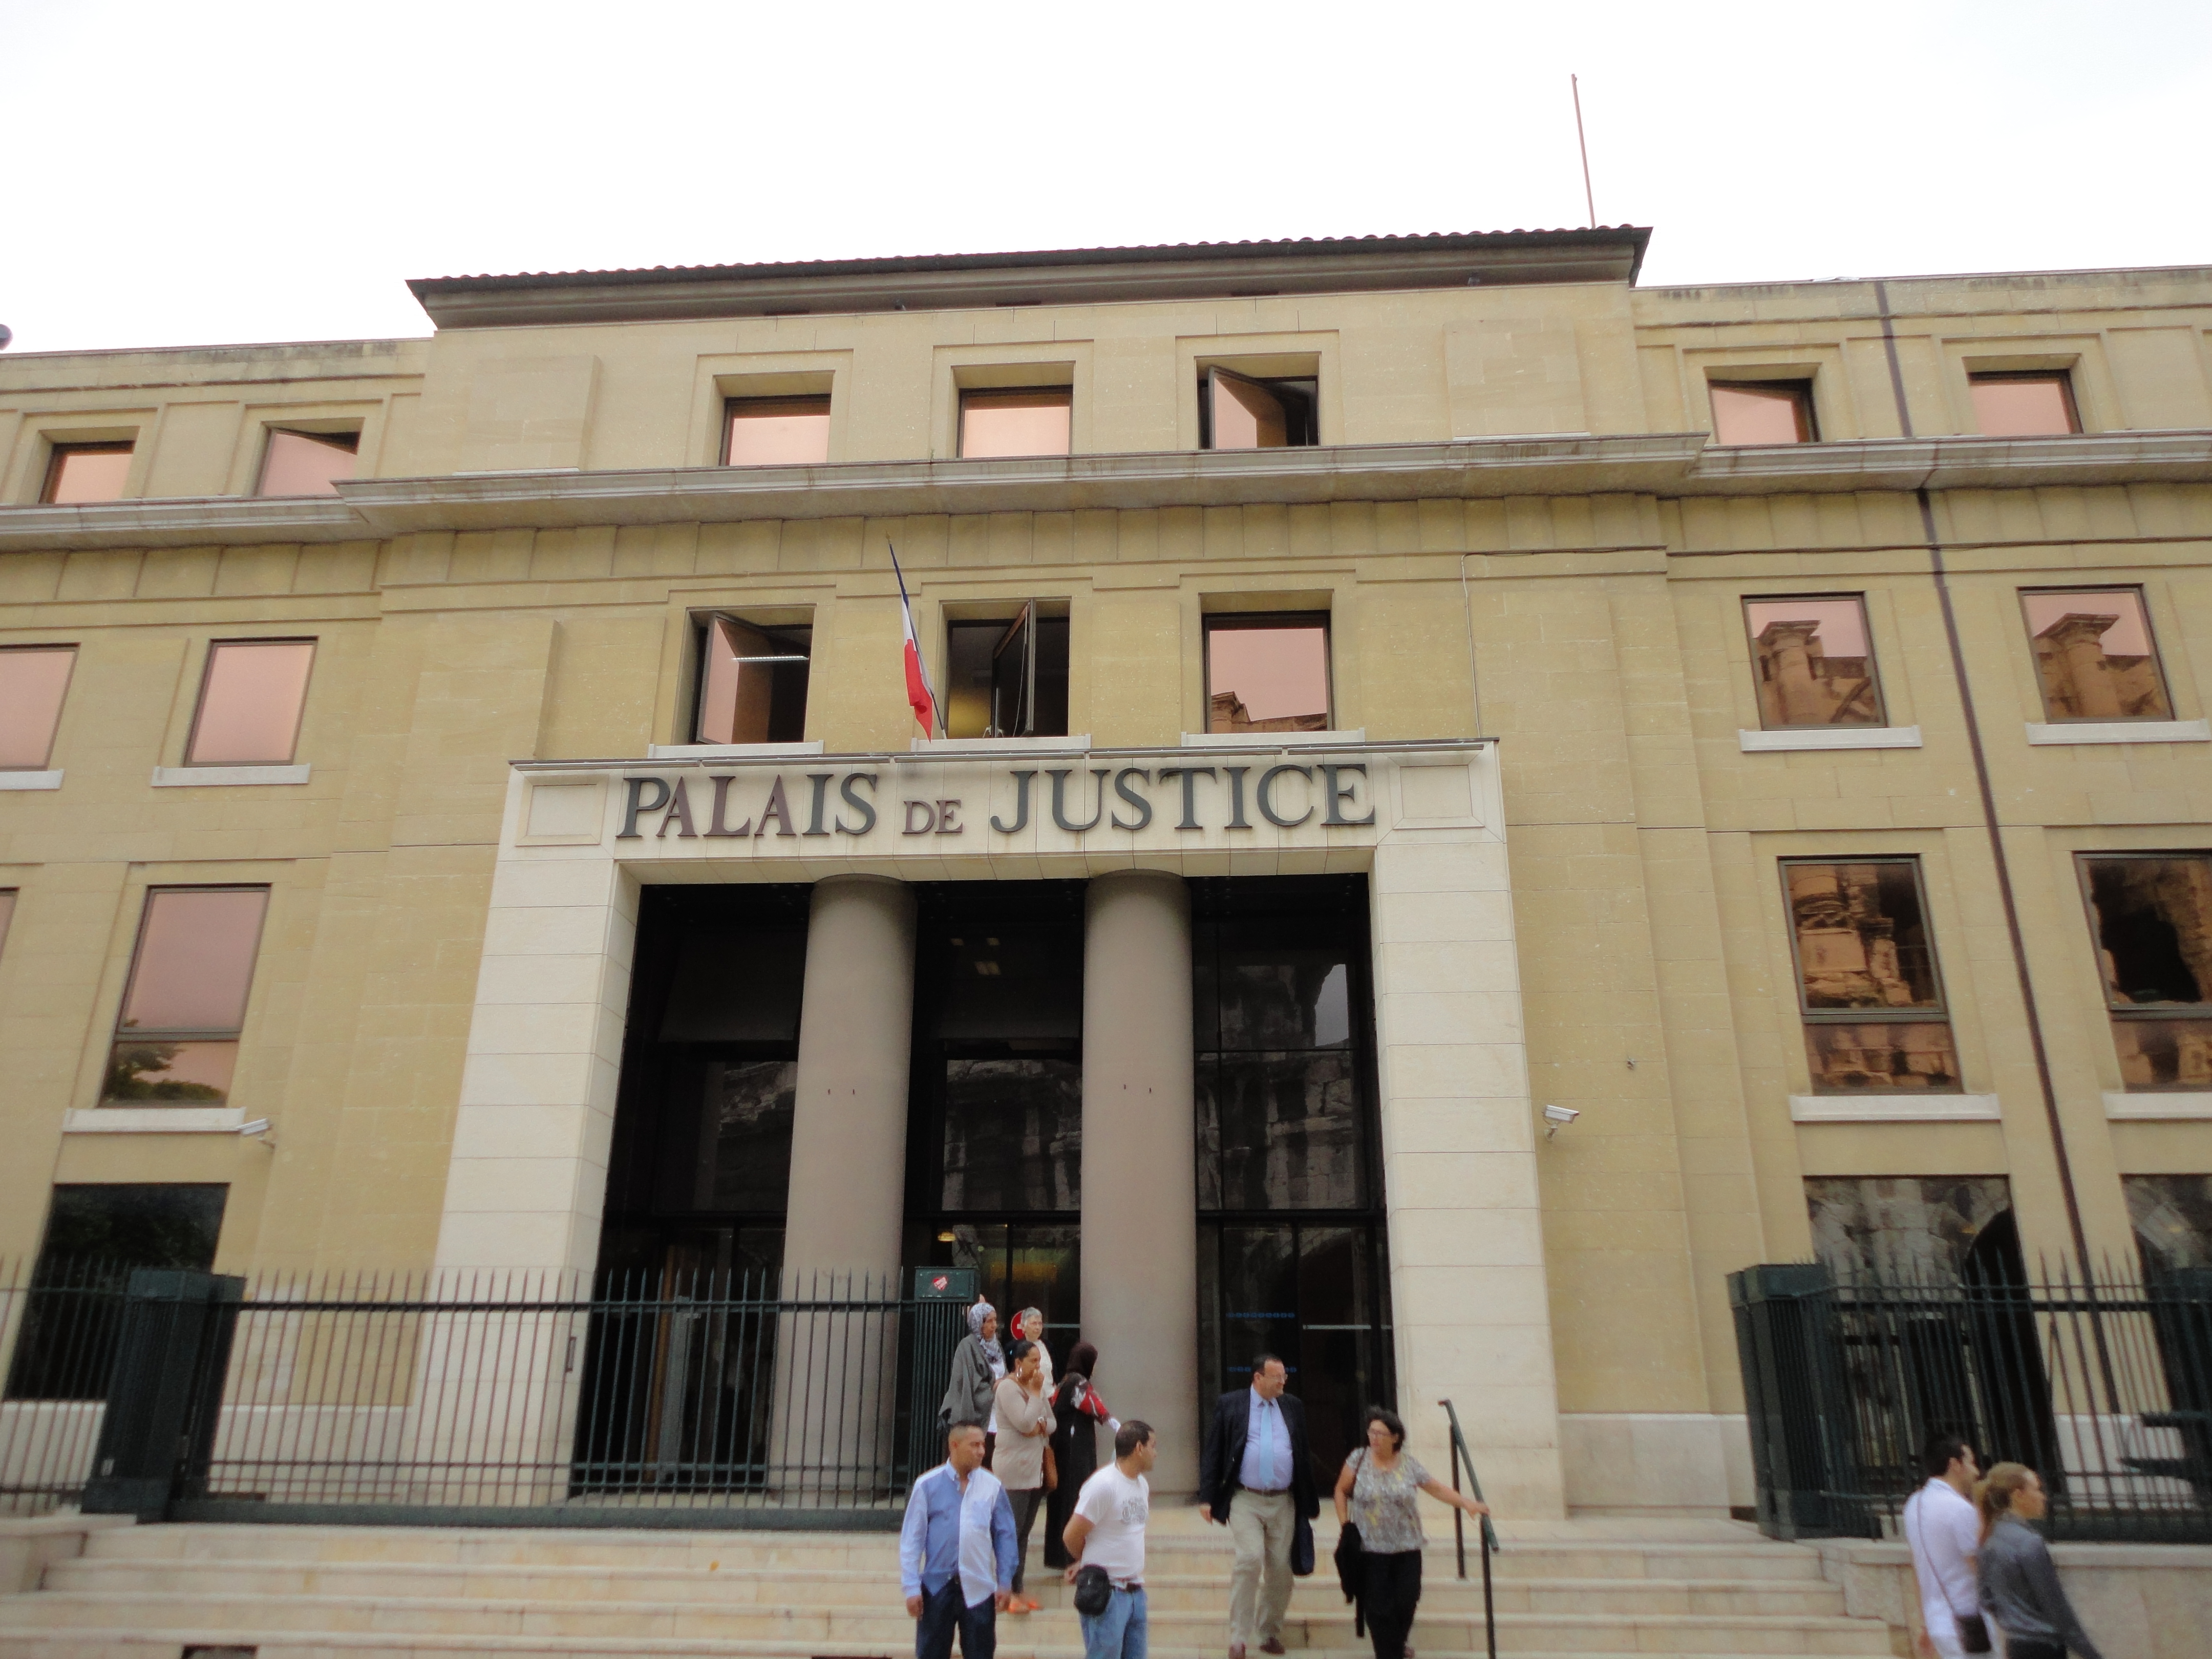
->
[1081,870,1200,1493]
[775,875,916,1496]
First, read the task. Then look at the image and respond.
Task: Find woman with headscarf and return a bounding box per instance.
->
[1043,1339,1117,1569]
[940,1299,1005,1450]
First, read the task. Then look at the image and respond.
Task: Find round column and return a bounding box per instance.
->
[1081,869,1200,1493]
[784,875,917,1284]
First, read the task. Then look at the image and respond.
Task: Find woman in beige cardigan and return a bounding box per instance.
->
[992,1338,1056,1611]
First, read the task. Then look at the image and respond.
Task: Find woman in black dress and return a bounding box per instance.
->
[1043,1341,1114,1568]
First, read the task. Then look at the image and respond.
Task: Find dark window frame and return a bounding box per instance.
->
[1198,366,1321,451]
[184,636,318,767]
[1740,592,1888,730]
[39,440,134,503]
[1201,610,1335,735]
[942,600,1072,740]
[1780,856,1963,1095]
[1708,378,1819,445]
[2017,584,2175,724]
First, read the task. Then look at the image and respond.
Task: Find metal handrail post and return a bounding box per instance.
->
[1439,1399,1497,1659]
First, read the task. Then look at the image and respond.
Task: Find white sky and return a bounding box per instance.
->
[4,1,2207,356]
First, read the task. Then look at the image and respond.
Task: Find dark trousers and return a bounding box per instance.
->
[917,1576,996,1659]
[1007,1487,1044,1593]
[1362,1549,1422,1659]
[2005,1644,2066,1659]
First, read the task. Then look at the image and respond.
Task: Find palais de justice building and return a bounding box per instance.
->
[4,228,2212,1515]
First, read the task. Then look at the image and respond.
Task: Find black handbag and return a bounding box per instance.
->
[1954,1613,1992,1653]
[1072,1564,1112,1617]
[1333,1521,1365,1637]
[1291,1511,1315,1577]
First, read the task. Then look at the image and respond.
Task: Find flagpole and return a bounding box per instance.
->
[887,541,945,737]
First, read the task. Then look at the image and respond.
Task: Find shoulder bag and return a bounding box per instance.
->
[1903,1491,1991,1653]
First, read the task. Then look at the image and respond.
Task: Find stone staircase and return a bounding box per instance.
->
[0,1510,1901,1658]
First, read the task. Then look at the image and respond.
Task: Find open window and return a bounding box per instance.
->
[1970,371,2080,437]
[944,602,1070,739]
[693,615,812,745]
[40,441,133,503]
[1743,595,1886,728]
[257,429,358,496]
[1782,858,1962,1094]
[1200,368,1318,450]
[724,396,832,465]
[1709,380,1817,445]
[2020,587,2173,722]
[1204,613,1332,734]
[2079,854,2212,1091]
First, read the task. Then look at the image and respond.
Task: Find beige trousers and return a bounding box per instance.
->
[1227,1488,1295,1648]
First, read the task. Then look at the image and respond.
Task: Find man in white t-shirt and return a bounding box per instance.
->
[1902,1432,1983,1659]
[1063,1419,1156,1659]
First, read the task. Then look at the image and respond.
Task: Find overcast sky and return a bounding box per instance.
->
[4,1,2206,356]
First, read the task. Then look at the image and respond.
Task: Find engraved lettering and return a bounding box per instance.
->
[804,772,834,836]
[705,774,752,837]
[1223,765,1252,830]
[655,776,699,838]
[1158,765,1215,831]
[836,772,879,835]
[618,775,670,839]
[1320,763,1376,826]
[757,775,796,838]
[1111,768,1153,831]
[936,799,963,835]
[1048,768,1110,833]
[991,770,1035,835]
[904,799,939,835]
[1257,764,1313,828]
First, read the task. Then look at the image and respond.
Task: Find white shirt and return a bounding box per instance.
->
[1073,1462,1150,1588]
[1903,1476,1980,1641]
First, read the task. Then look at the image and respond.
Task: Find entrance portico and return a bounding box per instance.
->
[434,739,1564,1513]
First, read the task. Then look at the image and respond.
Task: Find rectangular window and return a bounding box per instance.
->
[2126,1174,2212,1273]
[724,395,832,465]
[944,603,1070,739]
[693,616,811,745]
[0,645,76,768]
[1970,372,2080,437]
[2021,588,2173,722]
[186,639,316,764]
[1783,859,1962,1093]
[0,889,15,961]
[2079,854,2212,1091]
[1200,368,1319,450]
[103,887,270,1107]
[958,389,1071,459]
[256,429,358,496]
[1743,596,1885,728]
[1204,613,1331,734]
[1709,380,1816,445]
[40,441,133,504]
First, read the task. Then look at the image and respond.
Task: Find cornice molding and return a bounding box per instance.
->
[0,430,2203,554]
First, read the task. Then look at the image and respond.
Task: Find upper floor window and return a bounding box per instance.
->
[1201,368,1318,450]
[2079,854,2212,1091]
[41,442,132,504]
[0,889,15,963]
[2020,588,2172,722]
[186,640,316,765]
[102,886,269,1107]
[945,603,1069,739]
[958,389,1071,459]
[0,646,76,769]
[256,429,358,496]
[1970,371,2080,437]
[694,615,811,745]
[1743,596,1886,728]
[1709,380,1816,446]
[1204,613,1331,734]
[1783,858,1961,1094]
[724,396,831,466]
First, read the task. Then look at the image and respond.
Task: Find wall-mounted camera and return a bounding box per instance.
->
[1542,1103,1580,1140]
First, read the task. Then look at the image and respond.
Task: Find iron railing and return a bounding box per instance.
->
[1,1262,967,1527]
[1437,1398,1498,1659]
[1731,1260,2212,1543]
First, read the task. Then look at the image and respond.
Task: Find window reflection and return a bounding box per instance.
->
[694,616,811,745]
[0,647,76,769]
[2021,589,2172,721]
[257,430,358,496]
[958,389,1071,458]
[2081,855,2212,1091]
[40,443,132,504]
[1710,381,1815,445]
[1784,860,1961,1094]
[104,887,269,1107]
[1743,597,1885,728]
[1970,373,2079,437]
[941,1057,1081,1213]
[187,640,316,764]
[1204,615,1331,734]
[725,396,831,465]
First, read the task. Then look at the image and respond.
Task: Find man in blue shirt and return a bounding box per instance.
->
[1197,1355,1316,1659]
[901,1419,1019,1659]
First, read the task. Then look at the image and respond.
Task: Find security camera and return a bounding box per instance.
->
[1542,1103,1580,1140]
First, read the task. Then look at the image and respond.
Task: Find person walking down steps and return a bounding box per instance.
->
[1063,1420,1157,1659]
[941,1300,1005,1449]
[901,1420,1017,1659]
[1197,1354,1317,1659]
[1332,1407,1488,1659]
[992,1337,1056,1613]
[1046,1341,1116,1571]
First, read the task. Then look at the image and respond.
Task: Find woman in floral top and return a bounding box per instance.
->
[1332,1408,1491,1659]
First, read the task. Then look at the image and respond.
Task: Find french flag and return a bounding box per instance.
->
[889,543,939,737]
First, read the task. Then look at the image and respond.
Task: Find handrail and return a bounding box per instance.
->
[1438,1399,1498,1659]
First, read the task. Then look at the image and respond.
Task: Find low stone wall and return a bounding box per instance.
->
[1813,1536,2212,1659]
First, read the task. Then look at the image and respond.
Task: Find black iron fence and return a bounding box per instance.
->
[1,1262,968,1527]
[1732,1260,2212,1543]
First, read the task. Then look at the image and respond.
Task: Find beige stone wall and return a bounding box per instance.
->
[3,256,2210,1454]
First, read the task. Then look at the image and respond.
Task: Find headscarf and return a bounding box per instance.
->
[969,1299,1006,1377]
[1017,1307,1053,1390]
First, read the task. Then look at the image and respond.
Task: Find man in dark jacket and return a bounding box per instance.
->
[1197,1355,1317,1659]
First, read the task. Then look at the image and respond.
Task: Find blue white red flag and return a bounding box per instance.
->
[889,544,939,737]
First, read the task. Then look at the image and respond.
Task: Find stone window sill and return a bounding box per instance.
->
[1738,726,1922,753]
[2025,719,2210,746]
[1179,729,1368,749]
[911,735,1094,753]
[152,763,311,786]
[2103,1091,2212,1120]
[63,1106,249,1134]
[1790,1092,2001,1122]
[0,770,62,791]
[646,741,825,759]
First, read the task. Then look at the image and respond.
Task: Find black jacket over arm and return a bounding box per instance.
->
[1197,1388,1320,1522]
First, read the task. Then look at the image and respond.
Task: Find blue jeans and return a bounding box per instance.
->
[1079,1584,1147,1659]
[916,1576,995,1659]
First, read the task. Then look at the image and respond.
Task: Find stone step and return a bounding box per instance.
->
[0,1593,1897,1654]
[44,1558,1849,1617]
[0,1642,1887,1659]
